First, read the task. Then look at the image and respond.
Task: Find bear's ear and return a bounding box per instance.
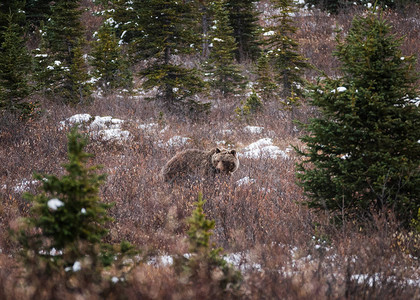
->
[215,148,221,153]
[230,150,236,156]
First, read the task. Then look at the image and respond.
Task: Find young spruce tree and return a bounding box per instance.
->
[296,8,420,227]
[204,0,247,97]
[91,15,133,94]
[132,0,205,108]
[19,127,112,267]
[40,0,92,104]
[265,0,310,100]
[174,193,242,296]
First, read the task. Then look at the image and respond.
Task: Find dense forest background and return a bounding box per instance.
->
[0,0,419,299]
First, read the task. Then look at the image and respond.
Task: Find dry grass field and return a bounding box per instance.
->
[0,2,419,299]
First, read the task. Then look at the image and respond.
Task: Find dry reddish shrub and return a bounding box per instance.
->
[1,4,419,299]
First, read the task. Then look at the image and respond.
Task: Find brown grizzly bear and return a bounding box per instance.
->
[161,148,239,183]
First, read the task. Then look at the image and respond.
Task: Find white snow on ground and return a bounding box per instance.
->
[244,125,264,134]
[39,248,63,256]
[236,176,256,186]
[72,261,81,272]
[138,123,158,132]
[13,179,38,192]
[219,129,233,135]
[60,114,131,142]
[47,198,64,210]
[90,128,131,142]
[240,138,288,159]
[165,136,191,147]
[89,116,124,130]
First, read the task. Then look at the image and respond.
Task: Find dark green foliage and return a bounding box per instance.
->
[19,127,112,263]
[204,0,247,96]
[0,13,33,115]
[304,0,420,13]
[91,17,133,94]
[32,25,56,95]
[38,0,92,104]
[235,90,263,120]
[101,0,138,44]
[132,0,205,106]
[225,0,261,62]
[296,9,420,227]
[174,193,242,295]
[0,0,25,43]
[265,0,311,99]
[24,0,51,29]
[255,52,278,100]
[14,127,141,294]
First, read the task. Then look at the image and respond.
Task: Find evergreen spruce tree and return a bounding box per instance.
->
[0,0,25,43]
[18,127,112,268]
[304,0,416,13]
[24,0,51,29]
[197,0,212,59]
[0,13,33,114]
[255,51,278,100]
[101,0,138,44]
[296,9,420,227]
[132,0,205,108]
[225,0,261,62]
[91,16,133,94]
[40,0,92,104]
[174,193,242,294]
[204,0,247,96]
[265,0,311,100]
[67,40,93,103]
[33,22,62,97]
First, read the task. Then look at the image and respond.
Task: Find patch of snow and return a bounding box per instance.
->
[13,179,37,193]
[72,261,81,272]
[91,129,131,142]
[89,116,114,130]
[111,276,119,283]
[138,123,158,133]
[331,87,347,93]
[59,113,92,129]
[68,113,92,124]
[409,96,420,106]
[263,30,275,36]
[220,129,233,135]
[165,136,191,147]
[224,252,262,272]
[240,138,288,159]
[40,248,63,256]
[236,176,256,186]
[48,198,64,210]
[244,125,264,134]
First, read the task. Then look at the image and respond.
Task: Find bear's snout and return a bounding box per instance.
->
[216,161,236,173]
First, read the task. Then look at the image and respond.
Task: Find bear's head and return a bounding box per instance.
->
[211,148,239,174]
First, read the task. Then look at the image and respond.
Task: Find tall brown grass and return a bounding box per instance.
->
[0,3,419,299]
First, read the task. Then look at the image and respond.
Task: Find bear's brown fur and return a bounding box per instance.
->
[161,148,239,183]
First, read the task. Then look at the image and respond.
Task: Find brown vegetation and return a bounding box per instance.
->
[0,4,419,299]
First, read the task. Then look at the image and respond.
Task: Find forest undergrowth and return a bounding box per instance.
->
[0,3,419,299]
